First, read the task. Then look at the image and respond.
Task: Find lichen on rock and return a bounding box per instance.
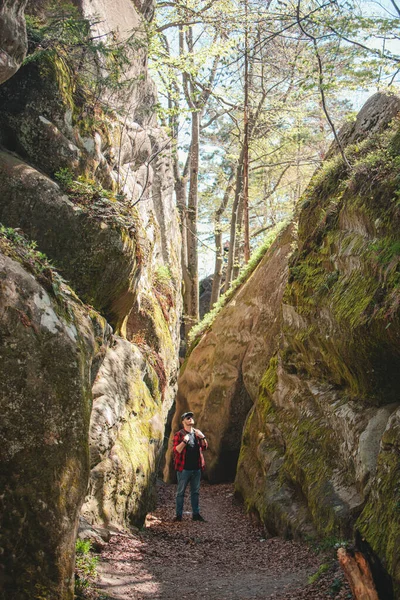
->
[235,93,400,591]
[82,338,165,528]
[0,232,111,599]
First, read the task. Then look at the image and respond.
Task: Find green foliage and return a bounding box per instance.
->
[152,0,400,296]
[0,225,67,299]
[308,562,330,584]
[0,225,47,269]
[54,167,75,189]
[152,265,175,322]
[153,265,172,287]
[55,168,115,205]
[329,577,343,596]
[308,536,350,555]
[74,539,99,598]
[24,1,133,120]
[188,221,288,348]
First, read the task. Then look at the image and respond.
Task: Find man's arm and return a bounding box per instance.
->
[194,429,208,450]
[173,431,189,454]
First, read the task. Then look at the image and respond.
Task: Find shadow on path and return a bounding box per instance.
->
[96,482,351,600]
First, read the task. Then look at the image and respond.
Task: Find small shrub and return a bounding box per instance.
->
[154,265,172,288]
[308,562,330,584]
[329,577,343,596]
[153,265,174,320]
[55,168,115,205]
[24,1,131,118]
[0,225,65,296]
[75,539,99,598]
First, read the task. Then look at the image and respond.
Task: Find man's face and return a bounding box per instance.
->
[183,416,194,426]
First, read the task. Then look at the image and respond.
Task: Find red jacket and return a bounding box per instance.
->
[173,429,208,471]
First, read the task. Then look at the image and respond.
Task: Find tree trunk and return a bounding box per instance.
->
[232,192,244,280]
[175,175,190,309]
[243,0,250,263]
[337,547,379,600]
[211,226,223,308]
[210,176,234,307]
[184,108,200,335]
[224,145,245,292]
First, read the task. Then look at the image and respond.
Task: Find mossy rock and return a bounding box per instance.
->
[0,150,139,328]
[0,61,82,178]
[235,97,400,594]
[356,409,400,595]
[0,249,109,599]
[82,338,164,527]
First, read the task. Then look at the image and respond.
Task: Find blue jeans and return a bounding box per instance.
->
[176,469,201,516]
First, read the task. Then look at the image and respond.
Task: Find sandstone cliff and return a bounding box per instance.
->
[0,228,110,598]
[0,0,27,84]
[174,93,400,596]
[0,1,181,598]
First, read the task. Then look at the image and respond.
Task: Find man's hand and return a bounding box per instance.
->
[183,433,190,443]
[194,429,205,439]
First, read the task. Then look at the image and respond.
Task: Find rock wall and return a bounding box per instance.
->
[175,93,400,595]
[236,95,400,562]
[0,0,181,597]
[0,232,110,599]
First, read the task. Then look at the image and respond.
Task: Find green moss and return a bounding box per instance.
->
[236,111,400,568]
[111,365,163,524]
[281,415,346,537]
[188,221,289,350]
[308,562,330,584]
[303,153,347,204]
[140,294,175,359]
[257,356,278,421]
[356,449,400,595]
[331,270,378,329]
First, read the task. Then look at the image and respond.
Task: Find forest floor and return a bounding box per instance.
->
[94,481,352,600]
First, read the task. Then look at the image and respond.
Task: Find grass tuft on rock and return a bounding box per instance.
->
[188,220,290,350]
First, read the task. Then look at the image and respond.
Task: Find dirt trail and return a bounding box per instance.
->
[96,482,351,600]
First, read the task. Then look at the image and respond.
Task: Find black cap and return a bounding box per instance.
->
[181,411,194,421]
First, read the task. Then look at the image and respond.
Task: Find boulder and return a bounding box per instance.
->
[235,93,400,591]
[326,92,400,159]
[0,0,182,589]
[0,150,139,329]
[169,93,400,593]
[0,243,110,600]
[199,274,213,318]
[82,338,165,527]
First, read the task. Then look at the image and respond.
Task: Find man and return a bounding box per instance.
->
[173,411,208,522]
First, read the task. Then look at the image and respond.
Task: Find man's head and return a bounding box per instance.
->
[181,411,194,425]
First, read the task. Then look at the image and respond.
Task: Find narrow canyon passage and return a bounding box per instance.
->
[96,482,351,600]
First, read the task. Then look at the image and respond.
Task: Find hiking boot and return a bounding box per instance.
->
[192,514,206,522]
[173,515,182,522]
